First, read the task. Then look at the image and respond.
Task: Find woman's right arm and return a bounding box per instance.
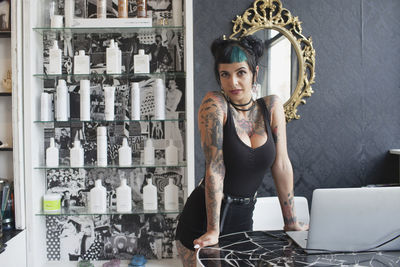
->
[193,91,227,248]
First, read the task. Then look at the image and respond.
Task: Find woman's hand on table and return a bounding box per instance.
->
[193,230,219,249]
[284,222,309,231]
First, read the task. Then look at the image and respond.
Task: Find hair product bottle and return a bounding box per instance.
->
[172,0,182,26]
[154,78,165,119]
[73,50,90,74]
[43,194,61,213]
[144,138,154,165]
[97,0,107,19]
[64,0,75,27]
[118,0,128,18]
[70,140,84,167]
[48,40,62,75]
[56,79,69,121]
[80,80,90,121]
[40,92,52,121]
[143,177,157,210]
[131,82,141,120]
[165,140,178,165]
[97,126,108,166]
[103,86,115,121]
[118,137,132,166]
[164,178,179,210]
[46,137,59,167]
[89,179,107,213]
[133,49,150,74]
[106,39,122,74]
[136,0,147,18]
[116,178,132,212]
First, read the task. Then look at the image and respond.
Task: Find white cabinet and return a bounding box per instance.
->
[21,1,193,266]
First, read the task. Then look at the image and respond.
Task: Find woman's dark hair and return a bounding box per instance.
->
[211,35,264,84]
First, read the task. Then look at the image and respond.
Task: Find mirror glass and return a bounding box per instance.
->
[253,29,299,103]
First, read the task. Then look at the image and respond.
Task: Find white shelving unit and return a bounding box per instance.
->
[21,1,194,266]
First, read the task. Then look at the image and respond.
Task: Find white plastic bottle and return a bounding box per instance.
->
[89,179,107,213]
[56,79,69,121]
[133,49,150,74]
[154,78,165,119]
[106,39,122,74]
[80,80,91,121]
[104,86,115,121]
[70,140,84,167]
[118,137,132,166]
[48,40,62,75]
[97,126,108,166]
[74,50,90,75]
[64,0,75,27]
[144,138,154,165]
[116,178,132,212]
[40,92,52,121]
[172,0,182,26]
[131,82,140,120]
[46,137,59,167]
[165,140,178,165]
[164,178,179,210]
[97,0,107,19]
[143,178,157,210]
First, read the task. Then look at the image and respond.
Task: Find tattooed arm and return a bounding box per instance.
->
[266,95,308,231]
[193,91,227,248]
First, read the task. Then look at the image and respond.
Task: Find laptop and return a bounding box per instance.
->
[286,187,400,254]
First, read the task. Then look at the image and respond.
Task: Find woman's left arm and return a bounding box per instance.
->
[266,95,308,231]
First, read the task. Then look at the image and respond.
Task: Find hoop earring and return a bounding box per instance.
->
[252,83,261,101]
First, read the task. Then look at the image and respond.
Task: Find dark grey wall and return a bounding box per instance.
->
[193,0,400,202]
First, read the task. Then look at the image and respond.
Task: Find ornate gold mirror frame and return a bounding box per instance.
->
[229,0,315,122]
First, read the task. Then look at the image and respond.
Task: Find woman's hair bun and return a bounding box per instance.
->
[239,35,264,60]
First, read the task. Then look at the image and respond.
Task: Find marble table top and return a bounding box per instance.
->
[197,231,400,266]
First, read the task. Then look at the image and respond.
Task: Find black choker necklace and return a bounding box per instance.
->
[228,99,256,112]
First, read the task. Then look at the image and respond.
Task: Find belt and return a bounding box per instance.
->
[198,179,257,205]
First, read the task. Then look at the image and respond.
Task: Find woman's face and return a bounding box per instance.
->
[218,61,256,104]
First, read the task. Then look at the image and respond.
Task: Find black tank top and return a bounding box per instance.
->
[222,98,276,197]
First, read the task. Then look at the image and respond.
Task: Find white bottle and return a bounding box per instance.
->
[103,86,115,121]
[134,49,150,74]
[164,178,179,210]
[56,79,69,121]
[143,178,157,210]
[64,0,75,27]
[97,126,107,166]
[131,82,140,120]
[116,178,132,212]
[144,138,154,165]
[172,0,182,26]
[165,140,178,165]
[118,137,132,166]
[70,140,84,167]
[97,0,107,19]
[154,78,165,120]
[89,179,107,213]
[48,41,62,75]
[46,137,59,167]
[106,39,122,74]
[74,50,90,75]
[40,92,52,121]
[80,80,91,121]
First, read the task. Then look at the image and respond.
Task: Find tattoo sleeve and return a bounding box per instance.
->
[198,92,226,232]
[283,190,297,225]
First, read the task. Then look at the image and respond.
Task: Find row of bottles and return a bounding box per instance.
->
[44,177,179,213]
[41,78,166,122]
[46,134,179,167]
[48,39,149,75]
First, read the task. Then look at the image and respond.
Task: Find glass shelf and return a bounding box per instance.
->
[33,72,186,80]
[33,26,184,35]
[35,162,187,169]
[36,206,182,216]
[34,117,186,123]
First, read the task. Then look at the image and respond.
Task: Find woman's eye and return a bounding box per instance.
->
[220,72,228,78]
[237,70,246,76]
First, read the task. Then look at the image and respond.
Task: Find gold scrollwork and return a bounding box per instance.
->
[229,0,316,122]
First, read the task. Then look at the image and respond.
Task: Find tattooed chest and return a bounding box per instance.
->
[233,115,266,138]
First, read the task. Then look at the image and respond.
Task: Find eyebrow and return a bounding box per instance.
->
[219,66,247,74]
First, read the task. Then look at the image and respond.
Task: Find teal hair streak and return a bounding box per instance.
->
[230,46,247,63]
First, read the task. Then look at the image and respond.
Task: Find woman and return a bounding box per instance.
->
[175,35,307,266]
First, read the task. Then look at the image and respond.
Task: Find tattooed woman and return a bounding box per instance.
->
[175,35,307,266]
